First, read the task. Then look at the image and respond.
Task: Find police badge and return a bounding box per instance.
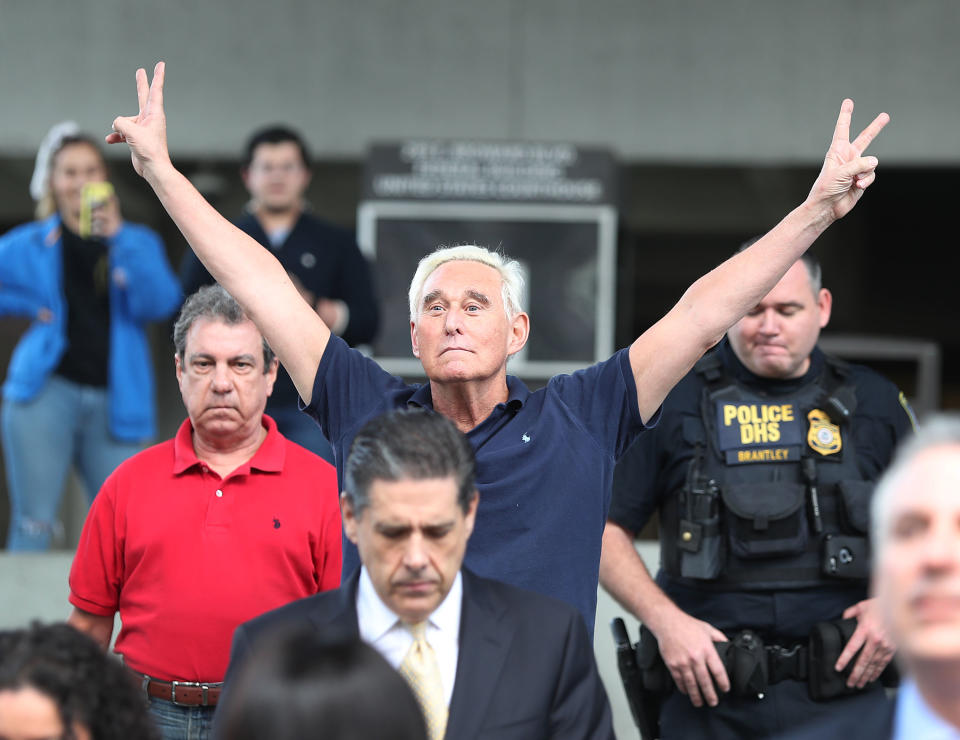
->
[807,409,842,456]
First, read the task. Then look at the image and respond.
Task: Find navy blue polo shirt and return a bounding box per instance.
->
[305,335,650,632]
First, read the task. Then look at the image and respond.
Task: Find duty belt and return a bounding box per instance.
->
[613,617,897,740]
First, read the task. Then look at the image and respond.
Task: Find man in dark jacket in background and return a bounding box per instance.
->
[180,125,378,462]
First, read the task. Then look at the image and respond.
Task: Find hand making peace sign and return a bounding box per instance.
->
[806,99,890,222]
[106,62,170,180]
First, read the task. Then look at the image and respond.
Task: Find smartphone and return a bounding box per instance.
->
[79,182,115,238]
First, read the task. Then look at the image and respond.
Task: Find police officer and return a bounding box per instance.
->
[600,252,916,739]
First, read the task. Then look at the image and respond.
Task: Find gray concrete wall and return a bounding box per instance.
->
[0,545,656,739]
[1,1,957,163]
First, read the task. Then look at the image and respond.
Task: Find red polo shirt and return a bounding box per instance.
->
[69,415,341,682]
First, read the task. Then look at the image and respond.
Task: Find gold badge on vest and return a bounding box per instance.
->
[806,409,842,456]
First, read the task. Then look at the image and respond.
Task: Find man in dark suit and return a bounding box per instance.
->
[779,415,960,740]
[216,409,614,740]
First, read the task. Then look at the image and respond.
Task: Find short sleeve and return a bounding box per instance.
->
[301,335,407,446]
[68,475,124,616]
[548,348,653,461]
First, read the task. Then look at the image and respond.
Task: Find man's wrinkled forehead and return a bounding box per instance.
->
[421,287,492,309]
[182,317,263,358]
[419,260,505,305]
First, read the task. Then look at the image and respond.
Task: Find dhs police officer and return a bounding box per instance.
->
[601,253,915,739]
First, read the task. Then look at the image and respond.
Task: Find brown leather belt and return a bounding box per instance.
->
[130,670,222,707]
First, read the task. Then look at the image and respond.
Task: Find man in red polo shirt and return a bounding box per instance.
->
[67,284,342,739]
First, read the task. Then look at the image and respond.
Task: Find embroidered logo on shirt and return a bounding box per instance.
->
[521,433,531,443]
[273,518,281,529]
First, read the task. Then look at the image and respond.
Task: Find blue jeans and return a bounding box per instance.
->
[267,403,335,464]
[2,375,143,550]
[147,697,216,740]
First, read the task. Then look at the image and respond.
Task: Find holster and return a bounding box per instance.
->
[611,619,663,740]
[715,630,769,698]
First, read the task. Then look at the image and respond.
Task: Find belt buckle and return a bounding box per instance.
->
[170,680,209,707]
[768,644,806,683]
[170,680,186,707]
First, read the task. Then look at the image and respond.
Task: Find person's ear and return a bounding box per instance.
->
[817,288,833,328]
[341,493,359,544]
[463,491,479,539]
[410,320,421,358]
[506,312,530,357]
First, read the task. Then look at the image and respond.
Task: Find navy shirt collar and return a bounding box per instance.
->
[406,374,529,414]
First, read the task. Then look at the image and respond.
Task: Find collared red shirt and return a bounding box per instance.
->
[357,567,462,706]
[69,415,342,682]
[893,679,960,740]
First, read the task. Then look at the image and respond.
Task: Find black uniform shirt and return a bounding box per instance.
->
[609,340,915,639]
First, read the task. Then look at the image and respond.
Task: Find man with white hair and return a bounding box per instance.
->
[108,61,888,632]
[779,415,960,739]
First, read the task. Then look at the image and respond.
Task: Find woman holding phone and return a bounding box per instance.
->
[0,122,181,550]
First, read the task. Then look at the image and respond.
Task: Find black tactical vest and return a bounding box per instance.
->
[660,352,874,590]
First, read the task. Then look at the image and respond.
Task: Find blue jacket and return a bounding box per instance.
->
[0,215,182,440]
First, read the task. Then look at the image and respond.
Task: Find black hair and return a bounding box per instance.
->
[217,629,427,740]
[243,125,311,170]
[343,409,477,516]
[0,622,158,740]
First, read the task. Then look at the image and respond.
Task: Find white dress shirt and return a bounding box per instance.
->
[893,679,960,740]
[356,567,462,706]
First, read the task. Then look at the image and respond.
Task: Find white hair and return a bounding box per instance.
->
[407,245,525,323]
[871,414,960,552]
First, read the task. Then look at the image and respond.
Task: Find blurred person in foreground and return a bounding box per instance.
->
[180,125,378,462]
[68,285,342,740]
[779,415,960,739]
[0,621,158,740]
[216,628,426,740]
[108,62,887,634]
[217,409,614,740]
[0,121,181,550]
[601,252,914,738]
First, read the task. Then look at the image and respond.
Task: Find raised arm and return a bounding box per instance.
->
[629,100,889,423]
[108,63,330,403]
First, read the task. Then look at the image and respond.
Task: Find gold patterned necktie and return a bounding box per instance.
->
[398,620,448,740]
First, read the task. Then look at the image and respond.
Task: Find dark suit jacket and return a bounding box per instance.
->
[216,569,614,740]
[775,696,896,740]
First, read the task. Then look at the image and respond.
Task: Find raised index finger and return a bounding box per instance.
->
[851,111,890,154]
[832,98,855,146]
